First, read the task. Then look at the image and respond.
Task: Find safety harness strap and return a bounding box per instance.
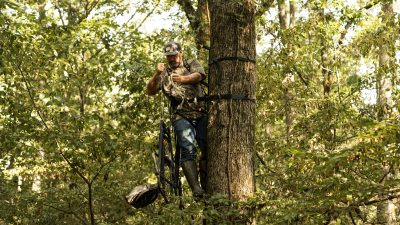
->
[203,93,256,101]
[207,56,256,101]
[209,56,256,65]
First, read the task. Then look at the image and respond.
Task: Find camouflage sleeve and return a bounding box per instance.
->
[159,71,167,89]
[189,59,206,80]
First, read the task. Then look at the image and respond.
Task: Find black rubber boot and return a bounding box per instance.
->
[199,159,207,191]
[181,160,205,197]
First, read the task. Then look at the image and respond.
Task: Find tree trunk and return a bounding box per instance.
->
[32,150,45,193]
[376,2,396,224]
[278,0,296,145]
[376,3,394,120]
[319,9,333,98]
[88,182,96,225]
[208,0,256,205]
[317,8,335,149]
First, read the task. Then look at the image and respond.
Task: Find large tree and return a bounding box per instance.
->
[207,0,257,219]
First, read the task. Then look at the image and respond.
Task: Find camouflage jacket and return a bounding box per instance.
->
[160,59,207,121]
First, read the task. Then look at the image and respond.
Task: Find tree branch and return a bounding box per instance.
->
[292,65,309,86]
[378,164,392,184]
[349,211,357,225]
[16,62,49,130]
[55,0,66,26]
[354,207,366,223]
[91,157,117,183]
[177,0,200,31]
[135,0,161,30]
[85,0,99,18]
[358,193,400,206]
[44,203,89,225]
[256,0,275,17]
[338,0,382,45]
[59,149,91,185]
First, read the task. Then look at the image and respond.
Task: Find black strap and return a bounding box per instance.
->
[202,94,256,101]
[183,59,191,73]
[207,56,256,101]
[170,94,255,104]
[209,56,256,65]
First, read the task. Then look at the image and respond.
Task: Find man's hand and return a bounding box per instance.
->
[171,73,184,84]
[156,63,165,74]
[147,63,165,96]
[171,72,202,85]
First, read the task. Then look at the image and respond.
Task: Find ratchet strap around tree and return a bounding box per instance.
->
[206,56,256,102]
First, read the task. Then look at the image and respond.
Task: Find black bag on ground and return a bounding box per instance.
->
[125,183,159,208]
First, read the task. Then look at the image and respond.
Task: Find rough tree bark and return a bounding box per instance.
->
[207,0,256,211]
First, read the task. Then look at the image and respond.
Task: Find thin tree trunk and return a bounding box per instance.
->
[32,150,45,193]
[317,8,335,149]
[376,2,396,224]
[88,182,95,225]
[278,0,290,29]
[320,12,332,98]
[278,0,295,145]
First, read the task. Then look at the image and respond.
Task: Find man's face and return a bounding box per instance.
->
[166,52,182,68]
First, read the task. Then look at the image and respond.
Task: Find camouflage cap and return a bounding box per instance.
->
[163,41,182,56]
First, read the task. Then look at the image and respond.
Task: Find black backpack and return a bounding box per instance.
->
[125,183,159,209]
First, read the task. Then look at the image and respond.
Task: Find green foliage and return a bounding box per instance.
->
[255,0,400,224]
[0,0,173,224]
[1,0,399,224]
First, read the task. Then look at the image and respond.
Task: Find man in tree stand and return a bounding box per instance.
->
[146,41,207,197]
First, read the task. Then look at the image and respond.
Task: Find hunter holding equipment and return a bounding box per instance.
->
[147,41,208,198]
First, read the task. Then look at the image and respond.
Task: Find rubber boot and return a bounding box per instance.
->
[199,159,207,191]
[181,160,205,197]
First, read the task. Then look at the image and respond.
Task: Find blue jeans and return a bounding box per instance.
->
[173,115,207,163]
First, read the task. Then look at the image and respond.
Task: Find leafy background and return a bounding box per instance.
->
[0,0,399,224]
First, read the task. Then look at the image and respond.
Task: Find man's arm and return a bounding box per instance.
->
[146,63,164,95]
[171,72,202,85]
